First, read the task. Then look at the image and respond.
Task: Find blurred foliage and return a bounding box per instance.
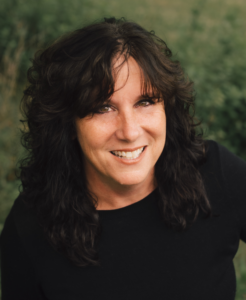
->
[235,242,246,299]
[0,0,246,299]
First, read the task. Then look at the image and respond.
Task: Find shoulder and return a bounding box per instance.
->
[201,140,246,235]
[202,139,246,184]
[1,194,45,256]
[4,195,39,235]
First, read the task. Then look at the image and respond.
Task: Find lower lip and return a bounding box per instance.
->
[110,147,147,165]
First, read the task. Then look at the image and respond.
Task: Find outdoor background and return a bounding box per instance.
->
[0,0,246,298]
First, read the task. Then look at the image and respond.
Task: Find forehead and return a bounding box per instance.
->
[111,55,156,99]
[112,56,142,86]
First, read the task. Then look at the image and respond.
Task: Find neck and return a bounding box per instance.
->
[87,171,157,211]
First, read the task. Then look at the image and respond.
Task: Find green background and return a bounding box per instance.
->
[0,0,246,298]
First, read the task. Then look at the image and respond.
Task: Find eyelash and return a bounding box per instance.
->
[96,99,157,114]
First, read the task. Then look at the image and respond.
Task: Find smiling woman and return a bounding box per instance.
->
[1,17,246,300]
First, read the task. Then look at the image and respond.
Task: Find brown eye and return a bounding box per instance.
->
[138,101,149,106]
[97,106,113,114]
[138,99,155,107]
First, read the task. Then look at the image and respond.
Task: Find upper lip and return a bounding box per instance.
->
[111,146,146,152]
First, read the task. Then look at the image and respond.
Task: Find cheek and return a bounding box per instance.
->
[145,110,166,137]
[76,121,113,151]
[151,114,166,156]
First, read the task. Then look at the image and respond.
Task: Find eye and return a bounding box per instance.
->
[96,105,114,114]
[95,98,157,114]
[137,98,156,107]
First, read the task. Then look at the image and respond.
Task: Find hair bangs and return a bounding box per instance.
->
[73,46,126,119]
[74,44,134,119]
[130,47,176,105]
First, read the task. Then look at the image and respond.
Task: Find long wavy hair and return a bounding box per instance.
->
[19,17,211,266]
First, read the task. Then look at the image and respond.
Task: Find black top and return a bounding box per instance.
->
[1,140,246,300]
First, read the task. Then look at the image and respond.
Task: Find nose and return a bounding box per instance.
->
[115,109,141,142]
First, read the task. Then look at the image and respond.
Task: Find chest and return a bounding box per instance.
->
[35,211,239,300]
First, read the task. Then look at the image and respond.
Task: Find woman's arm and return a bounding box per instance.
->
[0,208,41,300]
[216,141,246,242]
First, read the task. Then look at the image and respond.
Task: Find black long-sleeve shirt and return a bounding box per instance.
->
[1,140,246,300]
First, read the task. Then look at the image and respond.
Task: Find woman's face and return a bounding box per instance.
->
[75,56,166,191]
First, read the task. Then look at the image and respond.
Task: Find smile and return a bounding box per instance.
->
[110,146,145,160]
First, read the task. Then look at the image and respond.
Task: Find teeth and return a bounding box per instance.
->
[112,147,144,159]
[126,152,132,158]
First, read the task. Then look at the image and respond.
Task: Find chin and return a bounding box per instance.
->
[114,174,146,186]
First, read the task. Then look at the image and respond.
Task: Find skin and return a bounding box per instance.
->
[75,56,166,210]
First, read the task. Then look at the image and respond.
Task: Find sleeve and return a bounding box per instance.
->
[0,208,42,300]
[217,142,246,242]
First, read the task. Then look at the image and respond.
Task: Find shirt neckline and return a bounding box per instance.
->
[97,187,159,220]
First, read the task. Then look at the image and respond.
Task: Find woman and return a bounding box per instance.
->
[1,17,246,300]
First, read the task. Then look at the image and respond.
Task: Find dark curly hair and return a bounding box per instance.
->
[19,17,211,267]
